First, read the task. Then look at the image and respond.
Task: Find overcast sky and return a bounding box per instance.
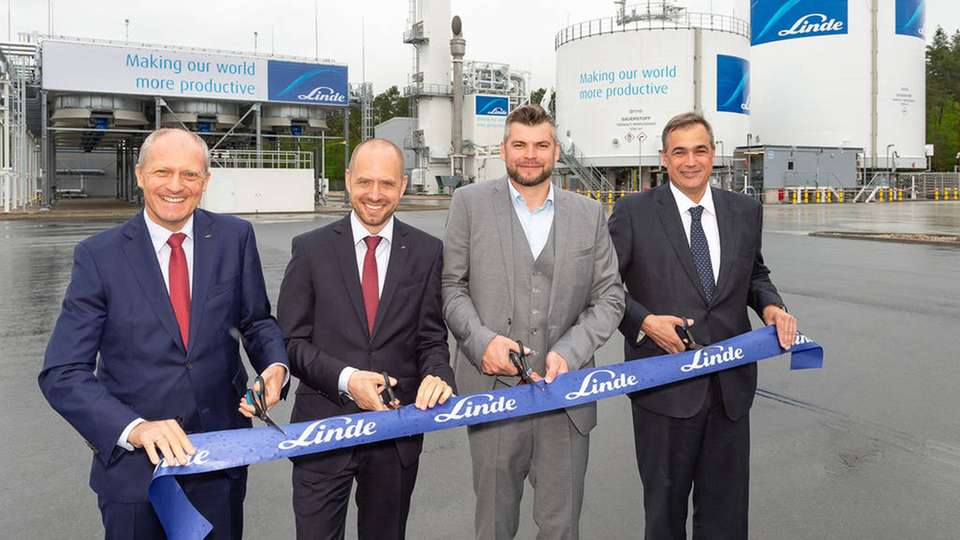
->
[6,0,958,93]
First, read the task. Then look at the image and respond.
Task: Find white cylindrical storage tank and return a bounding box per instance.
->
[750,0,926,170]
[555,11,751,170]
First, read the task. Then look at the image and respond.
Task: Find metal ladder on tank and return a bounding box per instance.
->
[559,144,614,192]
[854,172,890,203]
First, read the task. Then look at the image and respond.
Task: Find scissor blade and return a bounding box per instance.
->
[261,415,287,436]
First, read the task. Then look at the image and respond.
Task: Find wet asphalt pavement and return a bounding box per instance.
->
[2,201,959,539]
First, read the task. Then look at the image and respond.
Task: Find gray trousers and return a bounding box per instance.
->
[467,408,590,540]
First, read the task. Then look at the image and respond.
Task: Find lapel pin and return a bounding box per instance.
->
[204,234,212,239]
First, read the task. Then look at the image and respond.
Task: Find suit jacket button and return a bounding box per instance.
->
[186,362,193,370]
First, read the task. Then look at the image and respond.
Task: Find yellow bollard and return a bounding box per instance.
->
[934,188,940,201]
[826,190,832,203]
[954,187,959,201]
[838,190,845,204]
[815,189,821,204]
[898,189,904,202]
[792,190,798,204]
[607,191,613,206]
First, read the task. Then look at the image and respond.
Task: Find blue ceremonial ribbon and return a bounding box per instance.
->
[149,325,823,539]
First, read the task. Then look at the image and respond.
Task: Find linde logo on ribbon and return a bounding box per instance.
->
[278,416,378,450]
[751,0,848,46]
[564,369,639,400]
[434,393,518,422]
[895,0,925,39]
[148,325,823,540]
[716,55,750,115]
[267,60,349,107]
[680,345,745,373]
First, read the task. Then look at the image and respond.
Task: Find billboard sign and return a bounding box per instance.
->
[475,95,509,117]
[41,40,348,107]
[895,0,925,39]
[716,55,750,115]
[751,0,848,46]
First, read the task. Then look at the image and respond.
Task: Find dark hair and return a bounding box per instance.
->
[661,112,715,151]
[503,104,556,142]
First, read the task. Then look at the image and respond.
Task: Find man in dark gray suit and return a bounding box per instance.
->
[442,104,624,540]
[608,112,797,539]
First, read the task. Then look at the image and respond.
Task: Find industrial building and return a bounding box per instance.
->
[384,0,529,193]
[553,0,929,197]
[0,33,353,213]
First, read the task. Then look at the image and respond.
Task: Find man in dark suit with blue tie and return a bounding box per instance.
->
[278,138,455,540]
[608,113,798,539]
[39,128,289,539]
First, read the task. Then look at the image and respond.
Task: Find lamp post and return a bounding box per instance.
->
[885,143,895,185]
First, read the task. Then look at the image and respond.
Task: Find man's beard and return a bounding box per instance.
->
[506,162,554,187]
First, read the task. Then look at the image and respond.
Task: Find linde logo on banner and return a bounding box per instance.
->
[277,417,377,450]
[267,60,349,107]
[476,95,509,117]
[564,369,639,400]
[297,86,347,104]
[680,345,745,373]
[716,55,750,115]
[434,394,518,423]
[751,0,848,46]
[896,0,925,39]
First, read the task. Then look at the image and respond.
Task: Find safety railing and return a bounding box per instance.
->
[209,150,314,169]
[555,11,749,49]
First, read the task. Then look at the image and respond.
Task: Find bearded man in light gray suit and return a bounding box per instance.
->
[442,104,625,540]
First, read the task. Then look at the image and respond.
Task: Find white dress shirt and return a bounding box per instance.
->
[508,180,555,259]
[338,212,396,397]
[118,211,287,451]
[670,182,721,282]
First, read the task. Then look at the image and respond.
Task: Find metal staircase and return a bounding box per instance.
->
[559,143,613,191]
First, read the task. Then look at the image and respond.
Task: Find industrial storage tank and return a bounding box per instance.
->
[750,0,926,170]
[555,2,751,188]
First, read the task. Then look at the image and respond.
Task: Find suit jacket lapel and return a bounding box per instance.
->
[371,219,409,340]
[546,187,566,321]
[121,214,185,352]
[186,210,214,360]
[333,216,370,336]
[655,185,704,297]
[493,179,516,312]
[712,188,739,303]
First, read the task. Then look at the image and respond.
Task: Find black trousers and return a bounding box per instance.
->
[631,376,750,540]
[292,440,420,540]
[97,468,247,540]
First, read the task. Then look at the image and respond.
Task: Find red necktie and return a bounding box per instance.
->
[167,232,190,349]
[361,235,382,335]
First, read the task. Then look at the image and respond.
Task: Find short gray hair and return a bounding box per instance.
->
[661,112,715,151]
[137,128,211,172]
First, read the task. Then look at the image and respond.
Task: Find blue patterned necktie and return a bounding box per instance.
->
[689,205,715,303]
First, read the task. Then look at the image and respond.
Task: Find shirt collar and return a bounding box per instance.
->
[508,180,554,212]
[143,211,194,254]
[350,211,394,246]
[669,181,715,218]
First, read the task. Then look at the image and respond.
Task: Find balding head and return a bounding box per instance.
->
[345,138,408,234]
[348,138,405,177]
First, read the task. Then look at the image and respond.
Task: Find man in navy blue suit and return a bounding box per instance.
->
[39,128,289,539]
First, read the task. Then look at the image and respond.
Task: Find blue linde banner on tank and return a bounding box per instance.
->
[266,61,349,107]
[475,95,509,116]
[895,0,925,39]
[716,55,750,115]
[147,326,823,539]
[751,0,848,46]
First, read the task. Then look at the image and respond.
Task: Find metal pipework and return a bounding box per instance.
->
[450,15,465,181]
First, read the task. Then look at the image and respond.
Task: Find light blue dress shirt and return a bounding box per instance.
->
[508,180,555,259]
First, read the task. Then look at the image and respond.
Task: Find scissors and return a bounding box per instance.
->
[244,375,287,435]
[675,318,703,350]
[381,371,400,409]
[508,340,542,388]
[229,327,287,435]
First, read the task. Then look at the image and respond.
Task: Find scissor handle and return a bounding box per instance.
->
[381,371,399,408]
